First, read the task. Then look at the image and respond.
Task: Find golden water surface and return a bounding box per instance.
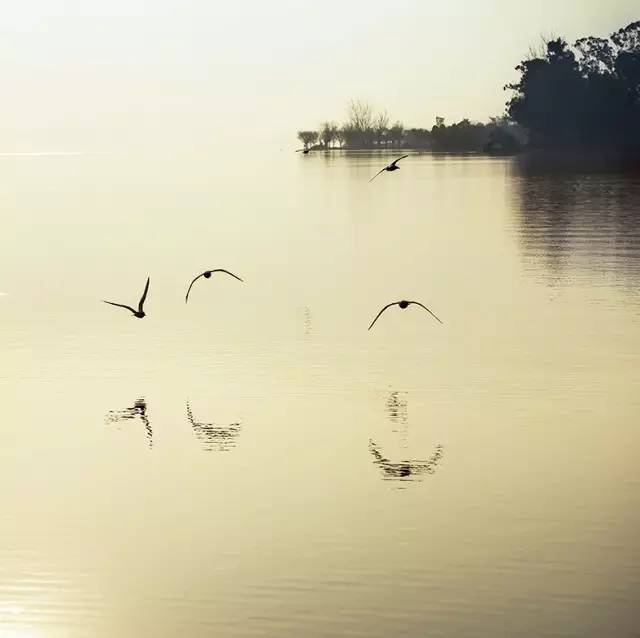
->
[1,150,639,637]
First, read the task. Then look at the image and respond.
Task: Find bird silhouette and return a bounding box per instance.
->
[103,277,150,318]
[368,300,443,331]
[185,269,244,303]
[369,155,409,182]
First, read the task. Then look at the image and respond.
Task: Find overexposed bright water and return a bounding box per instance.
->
[1,150,639,637]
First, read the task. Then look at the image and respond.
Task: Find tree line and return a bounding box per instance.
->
[298,19,640,153]
[297,101,524,153]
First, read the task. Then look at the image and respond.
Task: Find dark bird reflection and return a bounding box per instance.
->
[105,398,152,448]
[369,440,444,483]
[186,402,242,452]
[386,391,408,429]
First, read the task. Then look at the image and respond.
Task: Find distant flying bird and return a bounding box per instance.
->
[296,148,311,154]
[368,300,443,331]
[369,155,409,182]
[103,277,150,318]
[185,269,244,303]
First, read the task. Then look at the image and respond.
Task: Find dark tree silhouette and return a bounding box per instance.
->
[297,130,319,150]
[319,121,339,148]
[507,21,640,151]
[297,101,522,152]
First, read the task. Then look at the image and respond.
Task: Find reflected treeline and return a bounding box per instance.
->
[369,440,444,482]
[186,402,242,452]
[512,170,640,285]
[105,398,152,448]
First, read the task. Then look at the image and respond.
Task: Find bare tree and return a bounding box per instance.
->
[347,100,374,131]
[297,130,319,149]
[525,32,559,60]
[319,121,340,148]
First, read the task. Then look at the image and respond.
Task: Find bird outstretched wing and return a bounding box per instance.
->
[389,155,409,168]
[138,277,150,313]
[103,300,137,314]
[369,167,387,183]
[408,301,443,325]
[185,269,244,303]
[185,273,205,303]
[368,302,399,330]
[210,269,244,283]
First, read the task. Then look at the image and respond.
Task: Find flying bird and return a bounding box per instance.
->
[103,277,150,319]
[368,300,443,331]
[369,155,409,182]
[185,269,244,303]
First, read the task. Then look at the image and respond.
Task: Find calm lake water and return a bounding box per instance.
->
[1,150,639,637]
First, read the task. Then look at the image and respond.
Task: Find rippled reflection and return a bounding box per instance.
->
[512,166,640,285]
[386,390,408,430]
[105,398,152,448]
[369,440,444,483]
[186,402,242,452]
[303,305,312,336]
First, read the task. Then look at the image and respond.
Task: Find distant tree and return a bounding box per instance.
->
[484,117,526,153]
[611,19,640,52]
[506,38,585,148]
[346,100,375,147]
[430,118,489,151]
[389,121,405,146]
[506,22,640,150]
[319,123,331,148]
[575,36,616,75]
[374,111,390,146]
[404,128,431,148]
[297,130,319,149]
[340,124,360,148]
[347,100,373,131]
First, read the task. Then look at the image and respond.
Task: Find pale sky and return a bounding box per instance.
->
[2,0,638,151]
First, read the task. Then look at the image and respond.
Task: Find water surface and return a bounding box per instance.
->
[1,150,639,637]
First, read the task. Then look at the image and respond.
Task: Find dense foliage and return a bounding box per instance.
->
[506,21,640,150]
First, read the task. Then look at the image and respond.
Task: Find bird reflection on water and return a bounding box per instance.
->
[105,398,152,448]
[369,440,444,483]
[386,391,408,430]
[186,402,242,452]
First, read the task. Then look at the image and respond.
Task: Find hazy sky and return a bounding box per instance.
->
[2,0,638,150]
